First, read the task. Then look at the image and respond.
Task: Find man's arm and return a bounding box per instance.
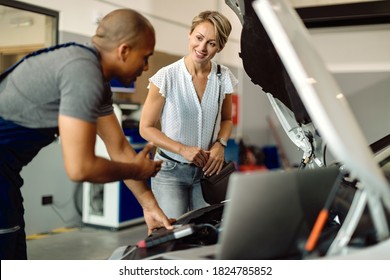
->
[95,113,173,233]
[59,113,173,232]
[58,114,160,182]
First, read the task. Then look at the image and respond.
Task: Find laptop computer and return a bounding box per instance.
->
[217,167,340,259]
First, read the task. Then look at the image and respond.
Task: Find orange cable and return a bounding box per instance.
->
[304,209,329,252]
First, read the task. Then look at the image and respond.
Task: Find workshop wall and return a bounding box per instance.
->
[17,0,388,163]
[18,0,242,68]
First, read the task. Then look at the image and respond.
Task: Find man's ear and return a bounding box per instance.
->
[118,43,131,61]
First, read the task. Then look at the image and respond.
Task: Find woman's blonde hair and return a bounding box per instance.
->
[190,11,232,51]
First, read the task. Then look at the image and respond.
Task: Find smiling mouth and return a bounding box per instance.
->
[195,50,206,58]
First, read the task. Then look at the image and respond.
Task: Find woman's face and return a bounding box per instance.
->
[188,21,219,64]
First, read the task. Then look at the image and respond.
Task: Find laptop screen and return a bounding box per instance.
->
[217,167,339,259]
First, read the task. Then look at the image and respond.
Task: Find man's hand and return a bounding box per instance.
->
[132,143,163,181]
[143,203,175,235]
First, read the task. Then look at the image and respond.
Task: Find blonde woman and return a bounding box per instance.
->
[140,11,238,218]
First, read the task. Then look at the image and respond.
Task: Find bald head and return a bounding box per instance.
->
[92,9,155,51]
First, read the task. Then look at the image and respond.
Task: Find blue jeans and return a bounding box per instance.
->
[152,152,209,219]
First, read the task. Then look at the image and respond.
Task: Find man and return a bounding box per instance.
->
[0,9,172,260]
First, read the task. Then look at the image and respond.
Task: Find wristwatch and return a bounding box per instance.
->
[216,138,227,147]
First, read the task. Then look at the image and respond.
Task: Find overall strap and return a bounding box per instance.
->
[0,42,97,82]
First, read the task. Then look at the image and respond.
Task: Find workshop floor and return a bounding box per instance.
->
[26,222,148,260]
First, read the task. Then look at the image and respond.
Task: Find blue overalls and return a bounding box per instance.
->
[0,43,96,259]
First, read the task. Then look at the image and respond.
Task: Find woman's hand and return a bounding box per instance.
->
[180,145,210,167]
[202,143,225,176]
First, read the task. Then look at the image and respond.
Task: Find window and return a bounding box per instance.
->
[0,0,58,73]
